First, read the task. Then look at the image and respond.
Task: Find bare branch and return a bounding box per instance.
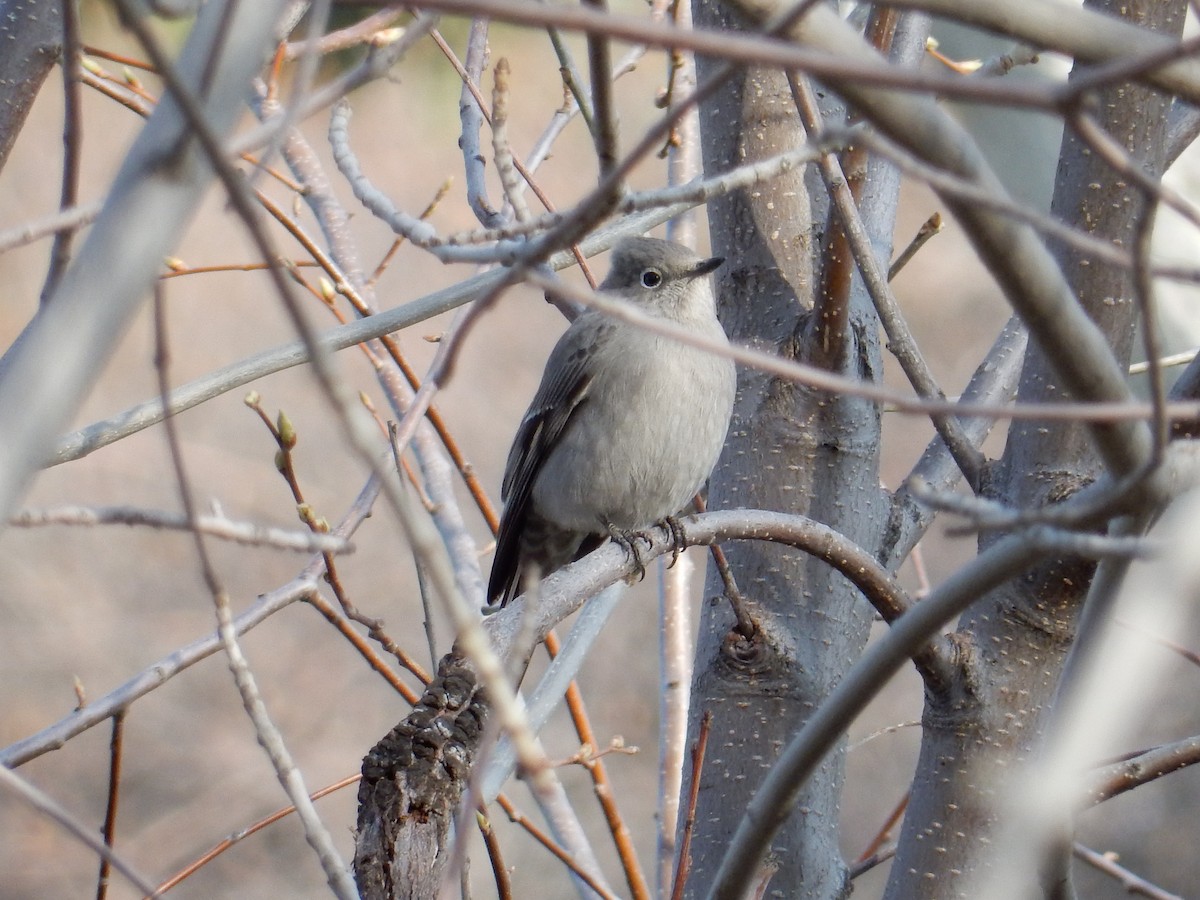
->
[47,205,697,466]
[9,504,354,552]
[1072,845,1184,900]
[0,764,158,898]
[0,0,290,531]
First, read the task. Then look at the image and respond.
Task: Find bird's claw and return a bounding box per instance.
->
[662,516,688,568]
[605,521,648,582]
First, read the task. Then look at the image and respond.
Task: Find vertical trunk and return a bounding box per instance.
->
[885,2,1186,897]
[682,5,915,895]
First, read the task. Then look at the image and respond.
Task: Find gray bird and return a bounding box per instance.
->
[487,236,737,607]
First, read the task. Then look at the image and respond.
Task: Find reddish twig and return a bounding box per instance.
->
[305,592,422,705]
[854,791,909,865]
[161,259,321,278]
[690,493,757,638]
[368,178,454,286]
[1117,617,1200,669]
[476,807,514,900]
[95,711,126,900]
[81,45,156,71]
[671,710,712,900]
[493,794,621,900]
[44,0,84,304]
[245,394,433,685]
[149,775,361,896]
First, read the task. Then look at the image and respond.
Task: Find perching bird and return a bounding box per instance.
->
[487,236,737,607]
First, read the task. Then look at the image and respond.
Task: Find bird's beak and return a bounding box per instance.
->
[690,255,724,278]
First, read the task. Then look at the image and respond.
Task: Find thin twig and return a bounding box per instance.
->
[0,764,158,897]
[1072,844,1184,900]
[0,201,102,255]
[853,791,909,865]
[848,845,897,880]
[283,6,407,59]
[583,0,619,178]
[43,0,84,304]
[888,211,943,280]
[670,710,712,900]
[1116,617,1200,669]
[95,711,126,900]
[151,775,362,896]
[492,795,621,899]
[491,57,531,222]
[305,592,422,705]
[9,505,353,553]
[475,807,514,900]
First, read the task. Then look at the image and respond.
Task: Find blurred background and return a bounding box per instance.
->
[2,4,1199,898]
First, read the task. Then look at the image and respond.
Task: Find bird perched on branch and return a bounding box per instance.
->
[487,236,737,607]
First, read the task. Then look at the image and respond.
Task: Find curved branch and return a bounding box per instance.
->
[482,509,941,684]
[1088,734,1200,805]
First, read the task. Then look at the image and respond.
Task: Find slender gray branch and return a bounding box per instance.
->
[0,574,320,768]
[47,205,696,467]
[884,0,1200,102]
[0,201,102,256]
[1,474,379,768]
[459,19,505,229]
[0,0,290,531]
[9,504,353,552]
[0,764,159,897]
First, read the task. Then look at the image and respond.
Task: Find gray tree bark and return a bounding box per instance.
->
[885,1,1189,897]
[680,6,922,896]
[0,0,62,175]
[355,657,487,900]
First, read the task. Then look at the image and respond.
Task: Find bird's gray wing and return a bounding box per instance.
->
[488,322,599,605]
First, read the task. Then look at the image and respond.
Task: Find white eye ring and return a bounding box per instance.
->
[640,269,663,288]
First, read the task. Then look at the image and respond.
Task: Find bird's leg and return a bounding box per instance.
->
[604,518,647,582]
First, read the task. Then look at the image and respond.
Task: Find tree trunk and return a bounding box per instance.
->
[885,1,1188,897]
[681,5,921,895]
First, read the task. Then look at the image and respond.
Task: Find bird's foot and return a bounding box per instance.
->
[605,520,647,582]
[661,515,688,568]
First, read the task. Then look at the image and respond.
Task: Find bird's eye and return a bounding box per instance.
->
[640,269,663,288]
